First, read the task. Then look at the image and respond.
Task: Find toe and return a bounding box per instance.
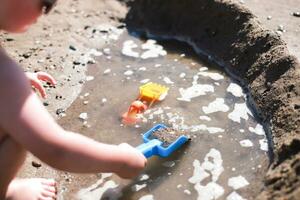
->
[44,185,56,193]
[42,179,56,186]
[42,190,56,199]
[40,197,56,200]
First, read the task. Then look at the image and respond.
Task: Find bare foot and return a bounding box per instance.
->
[6,178,57,200]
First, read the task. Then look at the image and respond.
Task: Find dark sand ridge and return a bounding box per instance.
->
[124,0,300,199]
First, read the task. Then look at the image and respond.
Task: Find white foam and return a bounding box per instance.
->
[131,183,147,192]
[228,103,252,123]
[179,73,186,78]
[228,175,249,190]
[199,67,208,71]
[141,39,167,59]
[227,83,244,97]
[177,84,214,102]
[199,116,212,121]
[202,98,229,114]
[202,148,224,182]
[163,76,174,84]
[124,70,134,76]
[122,40,139,58]
[189,160,210,184]
[195,182,224,200]
[226,192,246,200]
[189,149,225,200]
[139,195,154,200]
[259,138,268,151]
[239,139,253,147]
[188,124,224,134]
[249,124,265,136]
[139,67,147,71]
[177,73,215,101]
[143,108,223,134]
[198,71,224,81]
[139,174,149,181]
[140,79,150,84]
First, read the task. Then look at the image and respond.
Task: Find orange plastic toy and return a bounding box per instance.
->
[122,82,169,125]
[122,100,148,124]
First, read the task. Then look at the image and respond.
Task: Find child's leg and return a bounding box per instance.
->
[0,133,57,200]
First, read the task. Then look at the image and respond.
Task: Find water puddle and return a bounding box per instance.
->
[58,30,269,200]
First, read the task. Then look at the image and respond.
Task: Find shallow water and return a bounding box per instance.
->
[58,31,269,200]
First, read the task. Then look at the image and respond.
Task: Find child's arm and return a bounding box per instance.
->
[0,49,146,179]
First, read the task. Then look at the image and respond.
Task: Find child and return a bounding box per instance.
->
[0,0,147,199]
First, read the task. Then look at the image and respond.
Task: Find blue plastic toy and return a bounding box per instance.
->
[136,124,189,158]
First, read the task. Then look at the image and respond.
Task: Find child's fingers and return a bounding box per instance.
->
[30,79,47,99]
[37,71,57,85]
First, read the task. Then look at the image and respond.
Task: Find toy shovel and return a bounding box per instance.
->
[136,124,189,158]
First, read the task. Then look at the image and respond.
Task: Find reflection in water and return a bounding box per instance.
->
[59,30,269,200]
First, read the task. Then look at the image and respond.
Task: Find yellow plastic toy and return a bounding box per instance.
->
[138,82,169,107]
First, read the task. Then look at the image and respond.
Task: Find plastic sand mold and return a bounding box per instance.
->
[138,82,169,107]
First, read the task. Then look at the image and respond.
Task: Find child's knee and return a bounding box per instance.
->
[1,136,26,158]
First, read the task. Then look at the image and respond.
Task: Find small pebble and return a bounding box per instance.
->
[267,16,272,20]
[56,108,65,115]
[22,53,31,59]
[86,76,94,81]
[6,38,14,42]
[79,113,88,120]
[292,12,300,17]
[103,69,111,74]
[184,190,191,195]
[103,48,110,55]
[69,45,76,51]
[102,98,107,103]
[277,25,285,32]
[139,174,149,181]
[32,161,42,168]
[73,61,81,65]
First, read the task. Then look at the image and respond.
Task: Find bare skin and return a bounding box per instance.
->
[25,71,57,99]
[0,38,146,200]
[0,0,147,199]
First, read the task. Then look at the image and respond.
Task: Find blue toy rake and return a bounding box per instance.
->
[136,124,189,158]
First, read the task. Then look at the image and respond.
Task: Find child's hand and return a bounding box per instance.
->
[116,143,147,179]
[26,72,56,99]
